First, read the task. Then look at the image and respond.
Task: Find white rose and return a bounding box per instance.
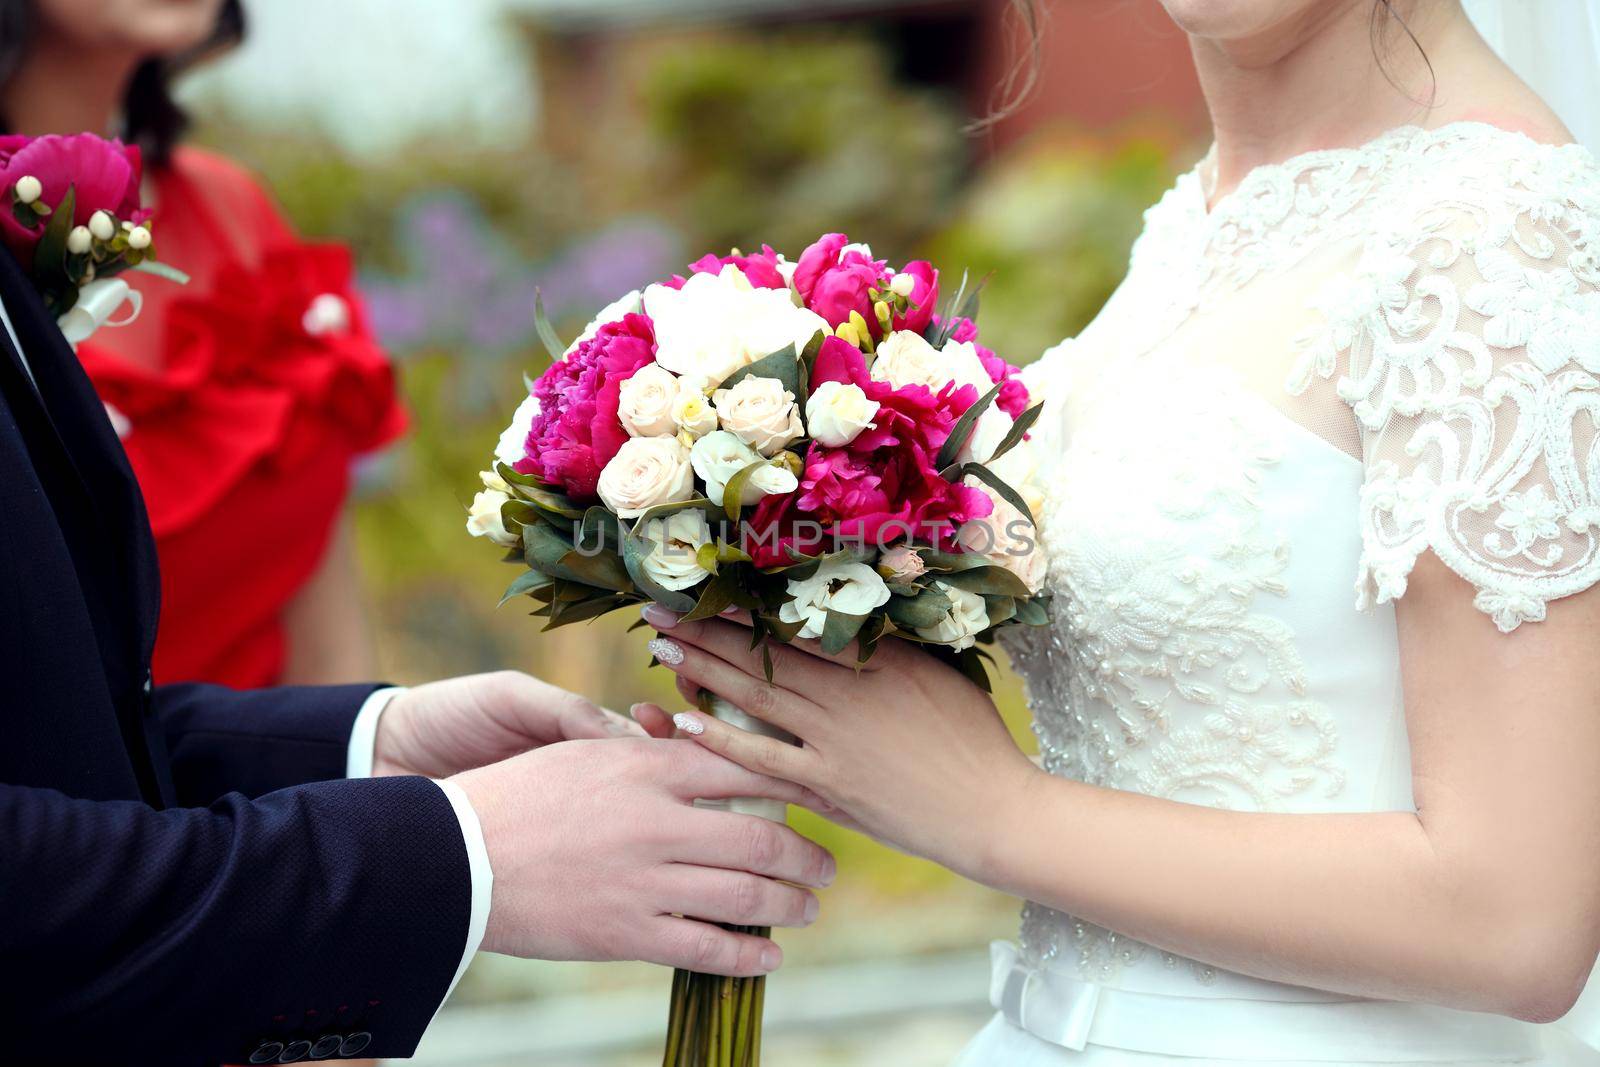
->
[958,479,1047,595]
[779,557,892,640]
[618,363,680,437]
[466,488,518,547]
[495,395,540,467]
[712,375,803,456]
[597,436,694,518]
[915,581,990,651]
[871,331,992,395]
[645,268,829,387]
[671,378,719,437]
[958,405,1014,465]
[638,509,713,591]
[689,431,798,507]
[480,468,511,493]
[564,289,644,356]
[987,440,1046,520]
[805,380,879,447]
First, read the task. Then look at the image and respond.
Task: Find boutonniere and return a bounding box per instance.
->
[0,132,188,347]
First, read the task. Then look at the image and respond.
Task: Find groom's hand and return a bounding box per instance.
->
[372,670,640,780]
[455,739,835,976]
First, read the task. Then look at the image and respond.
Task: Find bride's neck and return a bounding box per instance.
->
[2,31,137,140]
[1192,0,1479,203]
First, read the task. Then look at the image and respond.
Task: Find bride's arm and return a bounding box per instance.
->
[639,556,1600,1023]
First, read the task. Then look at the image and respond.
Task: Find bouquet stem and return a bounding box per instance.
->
[662,695,794,1067]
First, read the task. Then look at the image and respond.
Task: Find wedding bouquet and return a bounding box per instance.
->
[0,133,186,346]
[468,234,1049,1065]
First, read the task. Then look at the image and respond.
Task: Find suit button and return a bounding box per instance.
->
[248,1043,283,1064]
[310,1036,342,1059]
[340,1033,372,1056]
[279,1040,312,1063]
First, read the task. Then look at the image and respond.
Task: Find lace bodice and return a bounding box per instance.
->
[1007,122,1600,989]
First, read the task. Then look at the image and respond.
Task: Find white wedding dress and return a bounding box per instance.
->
[957,121,1600,1064]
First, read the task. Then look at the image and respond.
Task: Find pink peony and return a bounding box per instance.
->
[0,133,145,270]
[934,315,1030,418]
[671,245,787,291]
[792,335,992,550]
[890,261,938,335]
[520,312,657,500]
[793,233,889,332]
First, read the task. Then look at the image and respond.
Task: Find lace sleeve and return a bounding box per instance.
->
[1299,147,1600,631]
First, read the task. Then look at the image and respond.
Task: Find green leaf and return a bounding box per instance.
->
[820,610,868,656]
[983,594,1018,628]
[719,459,772,522]
[985,401,1042,465]
[31,185,74,288]
[577,507,623,554]
[632,496,721,528]
[937,383,1002,472]
[694,542,721,575]
[681,570,739,622]
[918,548,998,573]
[885,585,952,630]
[620,521,699,613]
[953,645,994,693]
[523,521,632,591]
[129,259,190,286]
[534,288,567,361]
[1011,597,1051,626]
[953,271,990,325]
[938,563,1034,598]
[717,344,802,396]
[959,463,1034,525]
[499,569,552,606]
[925,270,968,347]
[855,613,888,666]
[11,201,38,229]
[545,591,633,629]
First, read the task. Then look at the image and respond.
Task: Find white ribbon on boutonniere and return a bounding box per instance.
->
[57,277,143,350]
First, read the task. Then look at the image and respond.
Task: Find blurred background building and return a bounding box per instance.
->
[176,2,1206,1062]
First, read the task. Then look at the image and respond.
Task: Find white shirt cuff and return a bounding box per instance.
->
[345,686,495,1019]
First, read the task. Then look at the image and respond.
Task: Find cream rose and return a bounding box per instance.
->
[495,395,540,467]
[914,581,990,651]
[712,376,804,456]
[779,557,892,640]
[689,431,798,508]
[597,436,694,518]
[805,380,879,447]
[871,331,991,395]
[466,488,518,547]
[671,377,719,437]
[957,405,1014,465]
[638,509,713,591]
[877,545,926,583]
[645,267,829,387]
[618,363,679,437]
[987,440,1046,520]
[958,479,1047,595]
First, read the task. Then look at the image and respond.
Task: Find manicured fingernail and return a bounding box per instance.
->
[821,855,837,887]
[642,603,681,629]
[804,894,819,923]
[673,712,704,735]
[649,638,685,666]
[719,605,741,617]
[760,946,782,972]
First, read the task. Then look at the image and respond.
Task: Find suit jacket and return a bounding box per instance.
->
[0,245,470,1064]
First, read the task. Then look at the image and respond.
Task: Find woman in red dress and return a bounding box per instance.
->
[0,0,405,688]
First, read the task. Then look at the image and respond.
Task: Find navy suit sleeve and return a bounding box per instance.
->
[0,774,470,1065]
[155,682,383,806]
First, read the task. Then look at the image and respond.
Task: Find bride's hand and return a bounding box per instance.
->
[635,605,1041,879]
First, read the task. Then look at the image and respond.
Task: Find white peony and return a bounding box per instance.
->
[915,581,990,651]
[779,557,892,641]
[871,331,991,395]
[805,380,879,447]
[958,479,1047,595]
[466,488,518,547]
[495,395,540,467]
[645,266,828,387]
[564,289,644,356]
[689,431,798,507]
[617,363,680,438]
[712,376,804,456]
[671,377,720,437]
[597,436,694,518]
[638,509,714,591]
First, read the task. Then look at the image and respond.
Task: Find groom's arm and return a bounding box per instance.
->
[155,682,385,805]
[0,774,471,1065]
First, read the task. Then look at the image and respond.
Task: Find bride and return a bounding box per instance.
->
[636,0,1600,1062]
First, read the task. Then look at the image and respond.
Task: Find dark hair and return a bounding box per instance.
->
[977,0,1435,134]
[0,0,246,167]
